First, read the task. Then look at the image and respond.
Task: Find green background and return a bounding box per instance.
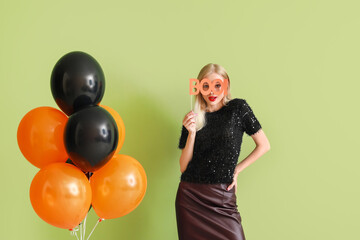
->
[1,0,359,239]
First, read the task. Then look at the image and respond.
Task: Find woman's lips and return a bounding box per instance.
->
[209,96,217,102]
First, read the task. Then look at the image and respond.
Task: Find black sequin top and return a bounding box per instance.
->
[178,98,262,184]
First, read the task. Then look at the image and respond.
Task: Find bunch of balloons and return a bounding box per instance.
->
[17,51,147,232]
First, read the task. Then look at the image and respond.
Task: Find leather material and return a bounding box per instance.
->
[175,181,246,240]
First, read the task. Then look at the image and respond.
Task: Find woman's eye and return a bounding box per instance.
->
[215,84,221,88]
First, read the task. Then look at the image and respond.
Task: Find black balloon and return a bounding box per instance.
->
[66,159,93,178]
[64,106,118,172]
[66,158,75,166]
[51,51,105,116]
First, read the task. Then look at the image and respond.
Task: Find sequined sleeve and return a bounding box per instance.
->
[178,125,189,149]
[241,99,262,136]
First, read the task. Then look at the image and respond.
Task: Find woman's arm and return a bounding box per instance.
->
[234,129,270,174]
[227,129,270,191]
[179,131,196,173]
[179,111,197,173]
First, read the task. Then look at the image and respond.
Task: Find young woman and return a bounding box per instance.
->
[175,63,270,240]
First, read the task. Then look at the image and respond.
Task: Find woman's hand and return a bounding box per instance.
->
[179,111,197,173]
[227,172,239,193]
[183,111,197,134]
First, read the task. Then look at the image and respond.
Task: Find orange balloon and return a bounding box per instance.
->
[100,105,125,153]
[29,163,92,229]
[17,107,68,168]
[90,154,147,219]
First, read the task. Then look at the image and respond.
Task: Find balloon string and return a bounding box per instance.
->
[79,222,83,240]
[86,218,103,240]
[70,227,80,240]
[74,231,80,240]
[83,212,88,238]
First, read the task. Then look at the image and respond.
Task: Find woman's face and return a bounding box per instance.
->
[200,73,226,108]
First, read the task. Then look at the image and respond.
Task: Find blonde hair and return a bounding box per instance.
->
[192,63,232,131]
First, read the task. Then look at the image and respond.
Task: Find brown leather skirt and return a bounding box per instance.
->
[175,181,246,240]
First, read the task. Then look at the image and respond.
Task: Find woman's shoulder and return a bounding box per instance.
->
[228,98,252,113]
[228,98,246,107]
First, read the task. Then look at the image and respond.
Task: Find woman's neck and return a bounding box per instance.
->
[206,102,224,112]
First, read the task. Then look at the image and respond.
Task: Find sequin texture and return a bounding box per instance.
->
[178,98,262,184]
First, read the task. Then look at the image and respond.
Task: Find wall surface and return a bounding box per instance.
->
[1,0,359,239]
